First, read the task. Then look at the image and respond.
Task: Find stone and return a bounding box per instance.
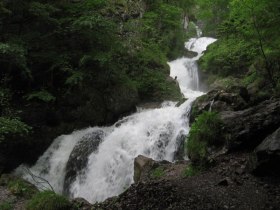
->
[220,98,280,150]
[71,197,92,210]
[133,155,154,183]
[63,130,105,195]
[190,87,249,124]
[217,177,232,186]
[252,127,280,175]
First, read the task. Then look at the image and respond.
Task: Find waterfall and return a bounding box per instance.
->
[16,34,216,203]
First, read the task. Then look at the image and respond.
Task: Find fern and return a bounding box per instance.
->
[0,117,31,142]
[25,90,56,103]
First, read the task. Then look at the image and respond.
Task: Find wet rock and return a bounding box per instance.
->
[71,197,92,210]
[173,131,187,160]
[63,130,105,195]
[184,49,198,58]
[252,127,280,175]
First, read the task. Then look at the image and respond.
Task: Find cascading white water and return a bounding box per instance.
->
[16,32,216,203]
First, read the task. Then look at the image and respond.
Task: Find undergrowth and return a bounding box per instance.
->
[25,190,71,210]
[186,111,224,165]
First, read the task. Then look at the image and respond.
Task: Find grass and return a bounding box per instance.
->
[25,190,71,210]
[150,166,165,179]
[7,178,38,199]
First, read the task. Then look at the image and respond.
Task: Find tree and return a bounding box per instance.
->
[230,0,280,86]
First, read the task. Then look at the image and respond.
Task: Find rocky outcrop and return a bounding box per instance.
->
[220,98,280,150]
[251,127,280,175]
[63,130,105,195]
[190,87,280,151]
[190,87,249,123]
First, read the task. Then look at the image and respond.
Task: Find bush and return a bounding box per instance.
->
[186,111,224,165]
[0,117,31,142]
[26,191,71,210]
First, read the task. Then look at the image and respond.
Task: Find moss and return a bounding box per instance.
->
[186,111,224,165]
[25,191,71,210]
[150,166,165,179]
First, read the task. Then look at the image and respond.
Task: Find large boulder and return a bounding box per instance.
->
[220,98,280,150]
[63,130,105,195]
[251,127,280,175]
[134,155,155,183]
[190,87,249,123]
[133,155,170,183]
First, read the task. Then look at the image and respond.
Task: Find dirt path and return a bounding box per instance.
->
[92,152,280,210]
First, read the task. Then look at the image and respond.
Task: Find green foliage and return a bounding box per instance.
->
[25,90,56,103]
[0,42,30,79]
[7,178,37,198]
[186,112,224,164]
[196,0,230,35]
[196,0,280,87]
[151,166,165,179]
[29,2,59,22]
[243,71,258,87]
[199,38,257,76]
[26,191,71,210]
[0,201,13,210]
[0,117,31,142]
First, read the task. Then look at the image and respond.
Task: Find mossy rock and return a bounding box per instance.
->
[26,191,71,210]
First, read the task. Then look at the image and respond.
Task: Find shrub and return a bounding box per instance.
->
[26,191,71,210]
[186,111,224,165]
[0,117,31,142]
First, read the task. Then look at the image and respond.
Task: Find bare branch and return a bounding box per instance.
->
[23,167,55,192]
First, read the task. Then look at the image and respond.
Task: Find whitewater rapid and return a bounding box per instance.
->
[16,36,216,203]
